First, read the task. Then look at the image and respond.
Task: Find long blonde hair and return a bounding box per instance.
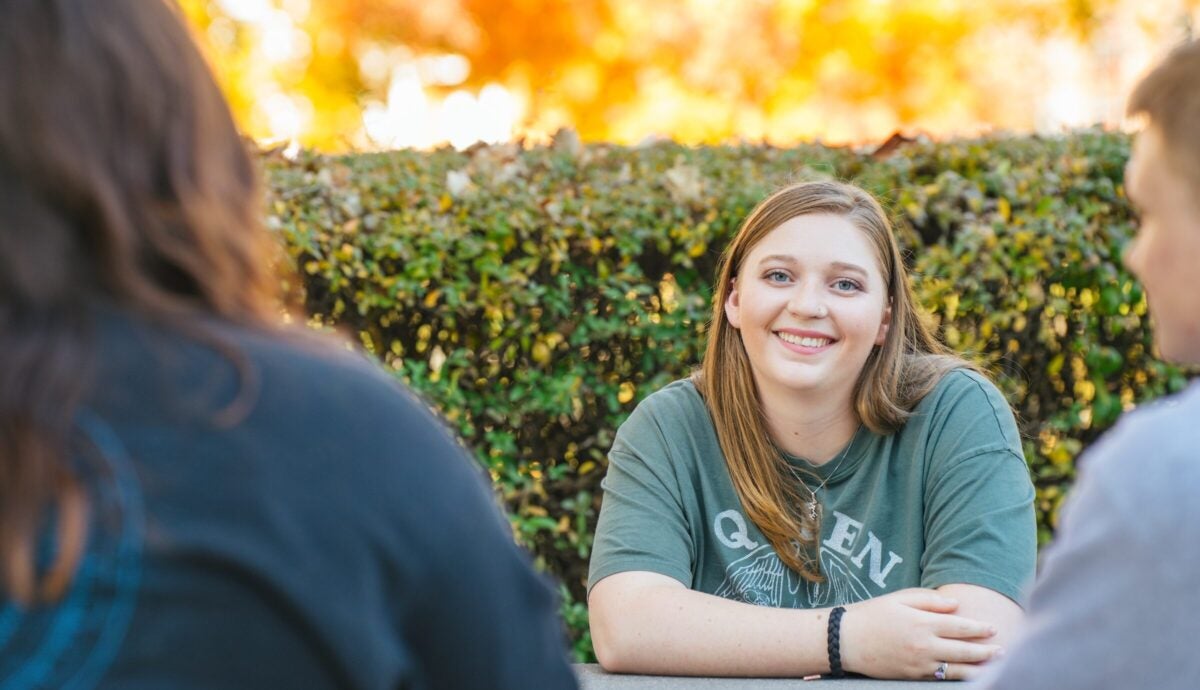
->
[694,180,974,581]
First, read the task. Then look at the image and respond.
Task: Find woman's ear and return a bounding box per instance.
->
[724,279,742,329]
[875,302,892,346]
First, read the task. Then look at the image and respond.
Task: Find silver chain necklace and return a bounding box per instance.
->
[784,425,862,521]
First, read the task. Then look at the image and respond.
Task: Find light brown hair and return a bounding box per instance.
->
[694,180,974,580]
[0,0,286,602]
[1128,39,1200,188]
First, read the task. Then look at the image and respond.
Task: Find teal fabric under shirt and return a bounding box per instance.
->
[588,369,1037,608]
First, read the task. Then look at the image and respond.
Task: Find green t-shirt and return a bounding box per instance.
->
[588,370,1037,608]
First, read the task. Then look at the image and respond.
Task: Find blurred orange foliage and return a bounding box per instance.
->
[178,0,1199,150]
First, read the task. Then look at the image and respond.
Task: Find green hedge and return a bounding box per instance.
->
[262,130,1191,661]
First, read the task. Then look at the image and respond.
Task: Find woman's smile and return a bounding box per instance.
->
[775,329,837,353]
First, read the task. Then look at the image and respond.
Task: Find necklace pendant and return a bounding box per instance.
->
[807,500,819,521]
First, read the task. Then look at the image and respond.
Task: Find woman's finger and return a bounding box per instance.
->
[932,638,1004,665]
[930,612,997,640]
[952,661,988,682]
[924,661,964,682]
[896,588,959,613]
[928,660,993,682]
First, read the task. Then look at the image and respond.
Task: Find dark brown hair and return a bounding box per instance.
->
[0,0,285,602]
[694,180,973,580]
[1128,39,1200,188]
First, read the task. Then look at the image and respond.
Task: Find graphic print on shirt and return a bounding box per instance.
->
[711,508,903,608]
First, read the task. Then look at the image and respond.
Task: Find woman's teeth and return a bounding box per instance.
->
[777,332,831,348]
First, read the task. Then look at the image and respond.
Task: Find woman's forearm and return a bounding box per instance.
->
[589,572,832,677]
[589,572,1004,679]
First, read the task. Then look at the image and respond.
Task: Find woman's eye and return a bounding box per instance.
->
[833,278,861,292]
[765,270,790,283]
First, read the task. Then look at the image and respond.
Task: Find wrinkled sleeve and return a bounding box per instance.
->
[588,397,695,592]
[919,373,1037,605]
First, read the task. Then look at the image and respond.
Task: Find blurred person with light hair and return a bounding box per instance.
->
[0,1,577,688]
[981,39,1200,689]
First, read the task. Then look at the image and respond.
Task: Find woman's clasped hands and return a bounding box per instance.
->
[838,588,1004,681]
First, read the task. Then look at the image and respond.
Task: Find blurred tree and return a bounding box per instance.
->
[178,0,1199,150]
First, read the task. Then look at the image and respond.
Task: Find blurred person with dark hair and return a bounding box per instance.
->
[982,40,1200,689]
[0,1,577,687]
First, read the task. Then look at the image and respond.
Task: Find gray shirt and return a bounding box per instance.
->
[982,381,1200,689]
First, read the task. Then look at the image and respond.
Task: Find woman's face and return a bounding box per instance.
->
[725,213,891,404]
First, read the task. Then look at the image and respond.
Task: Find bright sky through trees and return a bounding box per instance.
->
[179,0,1199,151]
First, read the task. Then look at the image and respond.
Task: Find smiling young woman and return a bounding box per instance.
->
[587,181,1037,681]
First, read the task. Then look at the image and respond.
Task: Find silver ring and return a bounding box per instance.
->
[934,661,948,681]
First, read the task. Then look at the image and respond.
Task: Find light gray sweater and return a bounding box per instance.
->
[983,381,1200,689]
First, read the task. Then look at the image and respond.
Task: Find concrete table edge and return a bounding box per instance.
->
[575,664,974,688]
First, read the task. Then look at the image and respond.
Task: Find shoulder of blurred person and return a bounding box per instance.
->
[0,306,578,690]
[979,381,1200,690]
[1074,379,1200,532]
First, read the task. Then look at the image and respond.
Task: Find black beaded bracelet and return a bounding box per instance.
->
[826,605,847,678]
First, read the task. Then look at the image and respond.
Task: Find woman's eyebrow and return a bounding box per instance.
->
[756,253,799,266]
[828,261,869,277]
[756,255,869,277]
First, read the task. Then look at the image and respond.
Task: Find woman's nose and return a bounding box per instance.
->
[786,284,828,319]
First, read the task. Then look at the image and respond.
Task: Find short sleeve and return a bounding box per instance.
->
[587,397,695,592]
[918,372,1037,604]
